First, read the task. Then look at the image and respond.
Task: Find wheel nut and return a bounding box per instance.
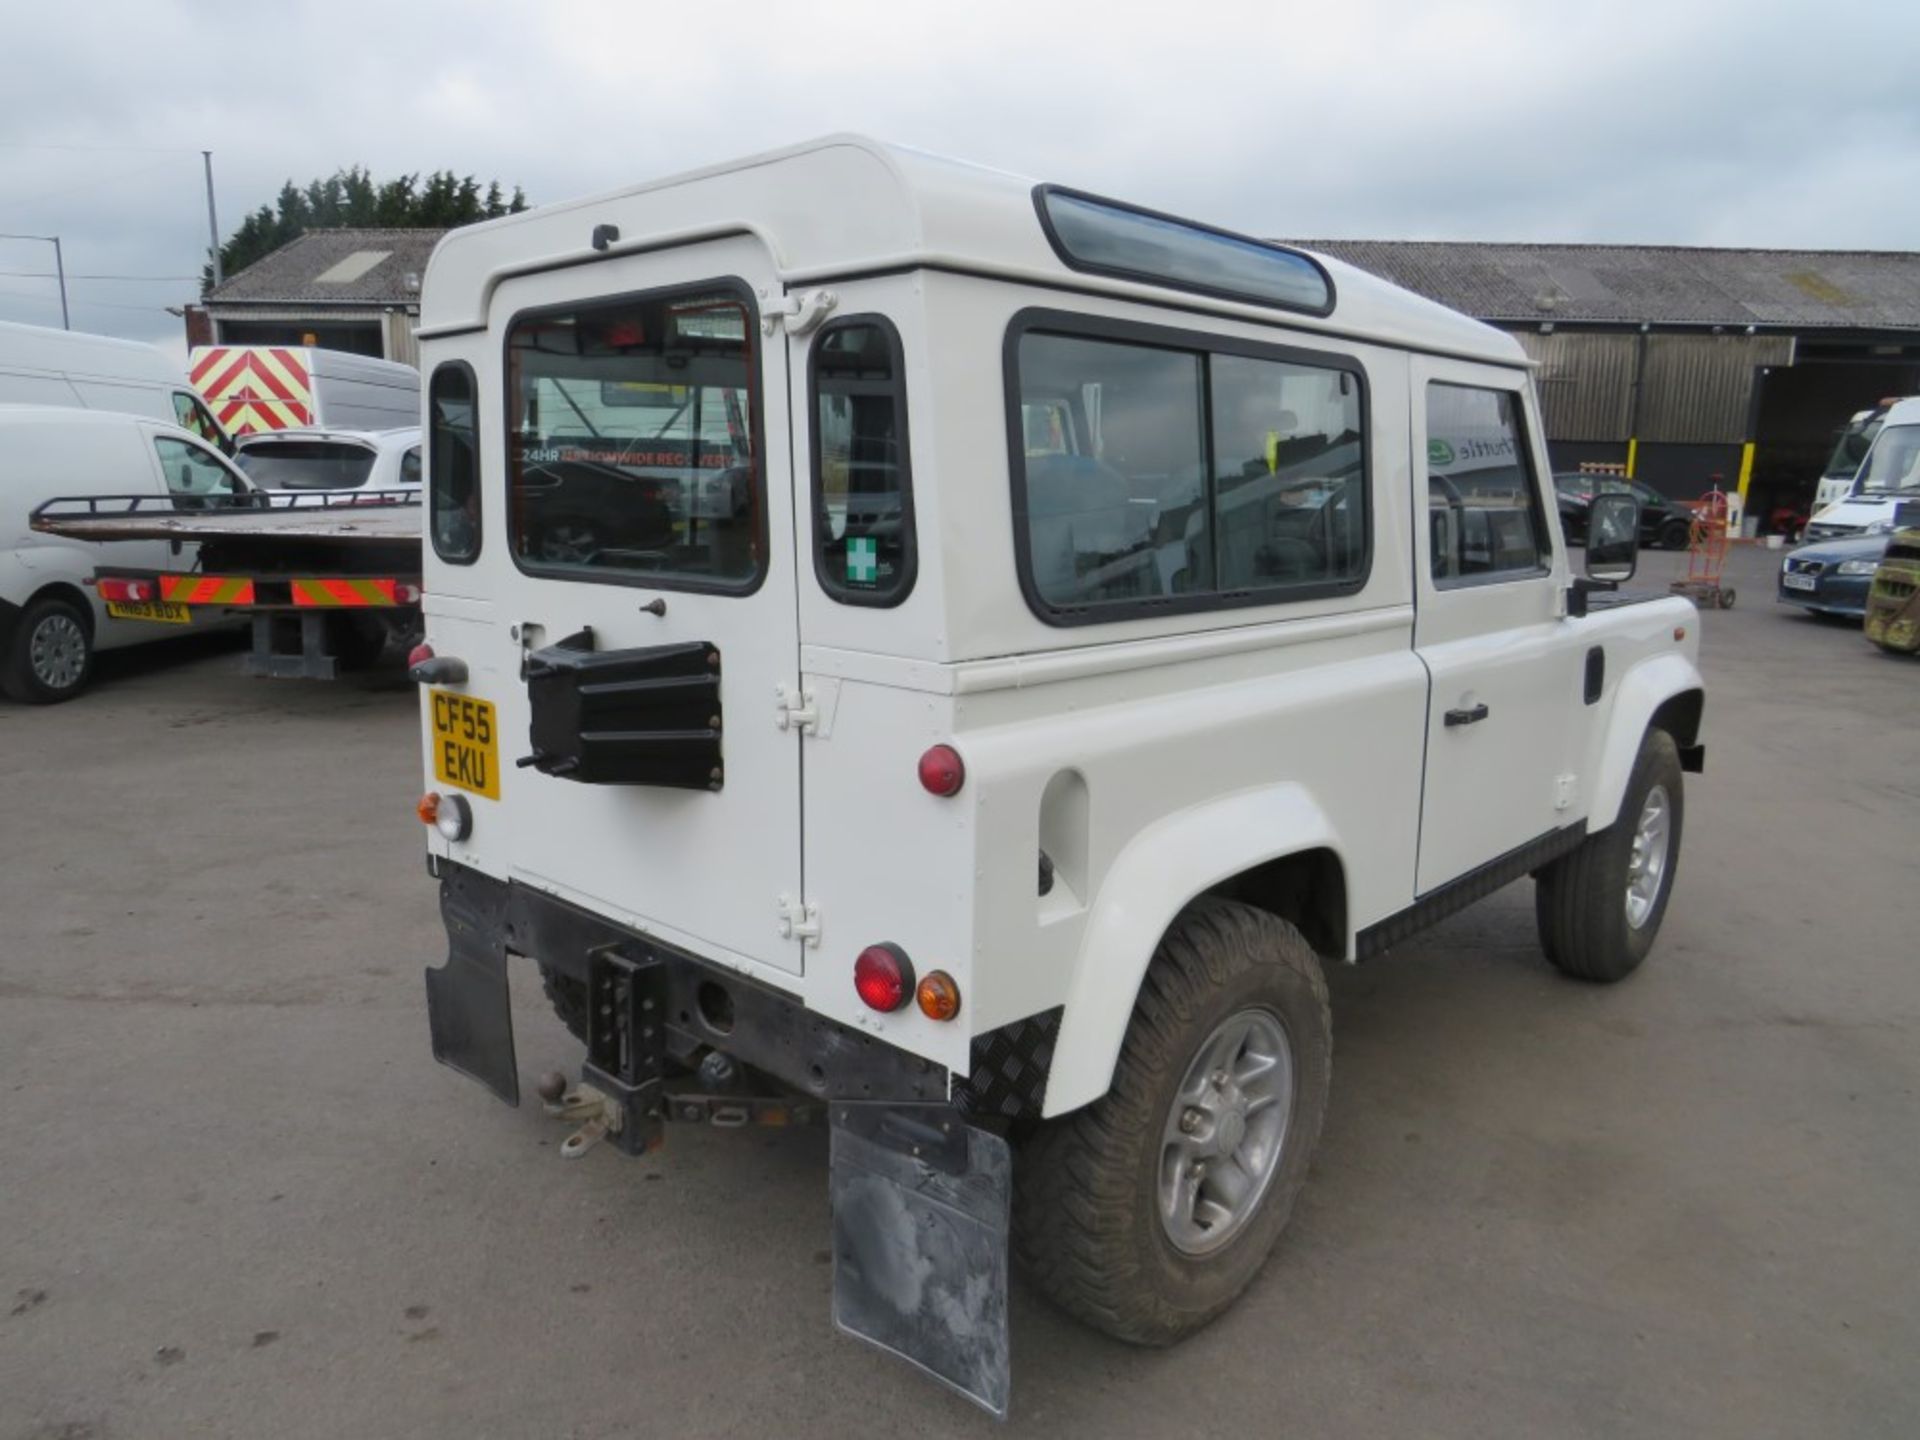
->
[1187,1159,1207,1180]
[1180,1107,1205,1135]
[1210,1070,1229,1088]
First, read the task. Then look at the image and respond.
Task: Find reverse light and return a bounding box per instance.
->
[435,792,473,841]
[915,970,962,1022]
[917,744,965,797]
[854,943,915,1013]
[418,790,472,841]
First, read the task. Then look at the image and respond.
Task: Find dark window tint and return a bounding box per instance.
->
[401,447,422,487]
[235,440,377,490]
[1425,384,1549,585]
[1039,189,1332,315]
[1210,354,1365,591]
[1012,328,1368,618]
[812,318,914,604]
[429,363,480,563]
[1018,333,1206,609]
[506,289,760,587]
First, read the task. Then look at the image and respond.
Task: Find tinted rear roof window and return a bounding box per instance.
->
[1037,187,1333,317]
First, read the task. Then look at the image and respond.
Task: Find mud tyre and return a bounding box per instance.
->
[1014,898,1331,1346]
[1535,728,1685,983]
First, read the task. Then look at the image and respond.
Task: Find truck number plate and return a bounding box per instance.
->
[105,600,191,624]
[1782,572,1818,592]
[431,691,499,799]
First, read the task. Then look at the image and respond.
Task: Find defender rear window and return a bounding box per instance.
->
[1009,316,1368,623]
[1037,187,1333,317]
[810,317,915,605]
[428,362,480,563]
[505,286,762,589]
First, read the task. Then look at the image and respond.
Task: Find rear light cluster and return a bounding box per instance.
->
[854,943,960,1021]
[416,790,472,841]
[97,576,157,603]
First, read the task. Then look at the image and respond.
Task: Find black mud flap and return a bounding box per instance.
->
[423,864,519,1105]
[830,1105,1012,1418]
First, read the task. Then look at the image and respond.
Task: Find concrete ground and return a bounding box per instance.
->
[2,543,1915,1440]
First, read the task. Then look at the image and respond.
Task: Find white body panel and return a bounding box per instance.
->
[0,319,229,449]
[415,136,1705,1118]
[0,408,248,650]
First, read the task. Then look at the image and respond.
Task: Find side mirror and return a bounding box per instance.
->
[1585,491,1641,583]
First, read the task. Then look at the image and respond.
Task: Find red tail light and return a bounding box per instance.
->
[98,576,157,603]
[854,943,915,1013]
[407,641,434,670]
[917,744,965,797]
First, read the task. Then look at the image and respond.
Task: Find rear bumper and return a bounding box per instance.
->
[424,860,952,1116]
[422,860,1020,1415]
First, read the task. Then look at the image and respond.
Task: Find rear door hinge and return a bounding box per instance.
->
[777,894,821,946]
[760,288,838,338]
[775,683,818,733]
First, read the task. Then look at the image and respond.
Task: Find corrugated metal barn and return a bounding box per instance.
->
[1295,241,1920,528]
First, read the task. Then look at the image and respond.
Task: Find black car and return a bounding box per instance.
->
[1555,473,1694,550]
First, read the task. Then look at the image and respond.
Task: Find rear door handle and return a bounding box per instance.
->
[1444,703,1490,727]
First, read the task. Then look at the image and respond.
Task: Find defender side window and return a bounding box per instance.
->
[1010,321,1369,621]
[1425,383,1550,586]
[429,363,480,564]
[811,317,915,605]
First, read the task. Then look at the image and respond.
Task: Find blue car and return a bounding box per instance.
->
[1778,533,1889,619]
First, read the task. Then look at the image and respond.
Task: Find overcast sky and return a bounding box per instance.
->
[3,0,1915,355]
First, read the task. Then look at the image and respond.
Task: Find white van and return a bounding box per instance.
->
[1803,396,1920,541]
[408,136,1705,1413]
[189,345,419,436]
[0,320,232,452]
[1,407,251,702]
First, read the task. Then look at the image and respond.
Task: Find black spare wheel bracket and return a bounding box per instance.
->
[831,1103,1012,1417]
[519,626,723,790]
[580,946,668,1155]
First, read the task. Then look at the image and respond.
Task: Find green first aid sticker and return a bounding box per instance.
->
[846,535,878,585]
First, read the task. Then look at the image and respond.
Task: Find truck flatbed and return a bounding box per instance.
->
[31,493,420,548]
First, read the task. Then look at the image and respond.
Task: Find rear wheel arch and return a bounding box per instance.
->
[28,580,96,637]
[1041,785,1346,1119]
[1203,846,1348,963]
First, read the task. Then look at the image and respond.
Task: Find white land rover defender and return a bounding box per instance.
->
[413,137,1705,1415]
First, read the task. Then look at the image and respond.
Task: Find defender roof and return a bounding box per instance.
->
[419,135,1523,367]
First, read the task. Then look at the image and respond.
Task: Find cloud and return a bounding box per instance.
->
[3,0,1915,348]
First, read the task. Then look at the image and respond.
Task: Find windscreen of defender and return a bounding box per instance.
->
[506,287,763,586]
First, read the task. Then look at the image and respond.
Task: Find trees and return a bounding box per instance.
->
[205,167,527,293]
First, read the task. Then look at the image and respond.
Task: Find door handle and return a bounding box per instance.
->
[1444,703,1490,727]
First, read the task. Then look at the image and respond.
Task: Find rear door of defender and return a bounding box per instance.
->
[470,237,804,977]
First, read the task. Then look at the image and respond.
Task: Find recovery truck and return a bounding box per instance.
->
[29,490,422,678]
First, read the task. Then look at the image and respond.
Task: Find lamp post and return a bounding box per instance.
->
[0,233,69,328]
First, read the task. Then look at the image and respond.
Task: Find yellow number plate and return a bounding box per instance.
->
[430,690,499,800]
[105,600,191,624]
